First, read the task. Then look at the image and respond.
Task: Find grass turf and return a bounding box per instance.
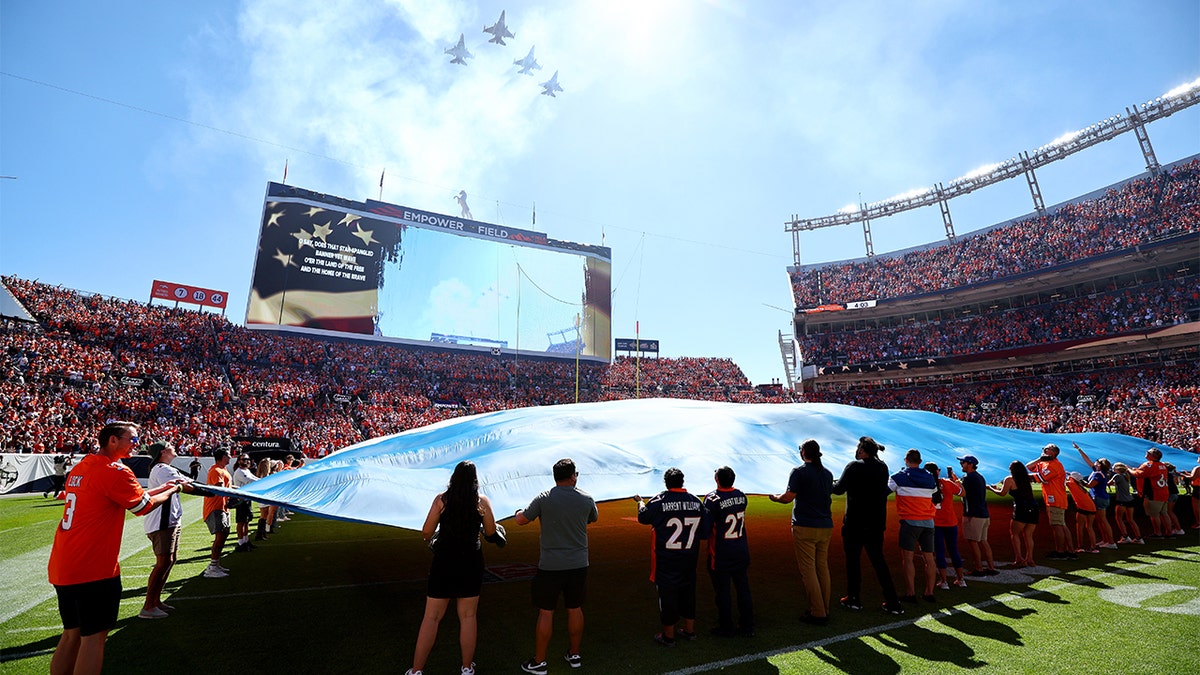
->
[1,492,1197,673]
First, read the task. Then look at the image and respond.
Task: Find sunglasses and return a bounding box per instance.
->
[128,435,141,444]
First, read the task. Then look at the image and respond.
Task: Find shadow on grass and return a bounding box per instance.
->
[814,637,902,674]
[1025,590,1069,605]
[1,615,149,667]
[1091,563,1167,581]
[936,610,1023,645]
[1139,550,1200,564]
[876,623,989,669]
[1050,573,1113,590]
[0,634,57,665]
[700,659,783,674]
[120,585,148,600]
[975,602,1036,621]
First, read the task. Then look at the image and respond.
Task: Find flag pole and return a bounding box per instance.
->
[574,312,581,404]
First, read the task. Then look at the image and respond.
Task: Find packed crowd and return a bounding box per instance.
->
[800,272,1198,366]
[809,357,1200,452]
[600,355,752,401]
[0,277,743,457]
[790,160,1200,308]
[4,273,1197,458]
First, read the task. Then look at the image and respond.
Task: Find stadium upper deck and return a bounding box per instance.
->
[789,157,1198,310]
[789,158,1199,385]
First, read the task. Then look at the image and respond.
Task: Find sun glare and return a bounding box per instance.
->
[585,0,691,66]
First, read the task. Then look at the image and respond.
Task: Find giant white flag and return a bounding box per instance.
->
[207,399,1190,531]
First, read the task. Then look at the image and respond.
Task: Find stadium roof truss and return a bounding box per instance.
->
[784,78,1200,265]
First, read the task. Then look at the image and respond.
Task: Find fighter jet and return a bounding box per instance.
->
[514,45,541,75]
[539,70,563,97]
[445,33,473,65]
[483,10,514,46]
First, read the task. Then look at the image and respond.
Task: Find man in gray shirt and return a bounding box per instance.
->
[515,458,599,674]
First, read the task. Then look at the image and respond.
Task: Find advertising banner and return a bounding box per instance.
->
[0,454,55,494]
[232,437,293,452]
[117,375,153,389]
[615,338,660,354]
[151,280,229,309]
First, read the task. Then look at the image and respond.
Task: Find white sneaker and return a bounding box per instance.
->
[1100,542,1119,549]
[936,581,950,590]
[203,565,228,578]
[954,578,968,588]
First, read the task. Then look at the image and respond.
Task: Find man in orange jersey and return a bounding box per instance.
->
[1027,444,1076,560]
[48,421,185,675]
[202,449,234,578]
[1129,448,1170,537]
[1189,456,1200,530]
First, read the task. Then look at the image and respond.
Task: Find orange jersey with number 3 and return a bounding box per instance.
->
[1032,459,1067,509]
[48,453,149,586]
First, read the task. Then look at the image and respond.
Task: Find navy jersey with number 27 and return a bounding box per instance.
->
[638,488,705,586]
[702,487,750,572]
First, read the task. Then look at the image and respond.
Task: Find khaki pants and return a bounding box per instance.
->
[791,525,833,618]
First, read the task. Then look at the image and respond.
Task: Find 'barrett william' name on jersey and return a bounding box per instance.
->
[712,494,746,509]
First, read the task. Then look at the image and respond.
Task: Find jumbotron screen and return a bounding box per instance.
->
[246,183,611,360]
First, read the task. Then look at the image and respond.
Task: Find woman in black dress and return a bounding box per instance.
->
[988,460,1040,567]
[406,461,498,675]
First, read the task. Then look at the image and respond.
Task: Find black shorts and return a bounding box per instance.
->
[898,522,934,552]
[1014,504,1040,525]
[56,576,121,637]
[235,502,253,524]
[656,580,696,626]
[531,567,588,610]
[427,547,484,599]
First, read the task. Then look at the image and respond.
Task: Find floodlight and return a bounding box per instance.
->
[959,162,1001,182]
[1049,130,1081,147]
[1163,77,1200,99]
[885,187,932,202]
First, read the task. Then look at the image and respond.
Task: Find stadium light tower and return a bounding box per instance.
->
[784,78,1200,263]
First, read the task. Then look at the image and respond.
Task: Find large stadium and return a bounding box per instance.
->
[3,3,1200,674]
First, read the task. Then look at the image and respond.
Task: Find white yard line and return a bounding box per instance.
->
[0,509,204,625]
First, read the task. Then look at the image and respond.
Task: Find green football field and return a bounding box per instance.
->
[2,493,1198,674]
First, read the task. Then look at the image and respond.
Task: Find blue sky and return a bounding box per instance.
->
[2,0,1197,384]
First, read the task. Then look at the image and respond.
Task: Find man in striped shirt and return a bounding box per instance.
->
[888,449,938,603]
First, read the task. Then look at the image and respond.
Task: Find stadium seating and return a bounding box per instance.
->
[790,160,1199,308]
[799,271,1198,367]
